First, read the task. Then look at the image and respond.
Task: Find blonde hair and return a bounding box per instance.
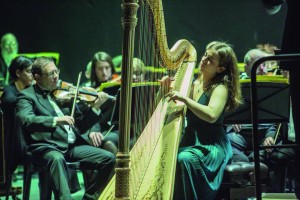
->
[133,58,146,74]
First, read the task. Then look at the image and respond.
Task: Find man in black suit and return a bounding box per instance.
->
[262,0,300,197]
[16,57,115,200]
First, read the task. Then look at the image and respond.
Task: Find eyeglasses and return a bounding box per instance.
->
[3,42,18,48]
[41,69,60,78]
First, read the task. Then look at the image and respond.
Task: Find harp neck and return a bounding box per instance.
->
[146,0,197,68]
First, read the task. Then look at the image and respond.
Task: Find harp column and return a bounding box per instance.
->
[116,0,139,199]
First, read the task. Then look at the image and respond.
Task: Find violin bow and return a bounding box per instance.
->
[71,72,82,118]
[273,123,282,144]
[266,123,282,159]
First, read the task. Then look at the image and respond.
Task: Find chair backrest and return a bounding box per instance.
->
[0,106,5,184]
[18,52,60,65]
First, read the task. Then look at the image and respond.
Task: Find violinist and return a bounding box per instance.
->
[16,56,115,200]
[90,51,120,89]
[88,52,120,146]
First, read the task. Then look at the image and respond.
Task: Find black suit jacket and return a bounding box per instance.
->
[16,84,100,154]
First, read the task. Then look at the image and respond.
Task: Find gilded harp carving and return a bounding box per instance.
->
[99,0,197,199]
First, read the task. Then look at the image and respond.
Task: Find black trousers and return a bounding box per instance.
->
[32,144,115,200]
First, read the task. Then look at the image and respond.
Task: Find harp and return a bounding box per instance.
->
[99,0,197,199]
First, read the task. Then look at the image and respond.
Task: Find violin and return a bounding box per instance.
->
[52,80,116,104]
[52,80,99,104]
[52,72,116,118]
[110,74,121,83]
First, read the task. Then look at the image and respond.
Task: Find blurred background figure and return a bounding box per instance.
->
[132,58,146,83]
[0,33,19,87]
[90,51,119,89]
[241,43,278,79]
[1,56,33,191]
[81,61,92,87]
[112,55,122,74]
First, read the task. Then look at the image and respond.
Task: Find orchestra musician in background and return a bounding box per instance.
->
[0,33,19,87]
[90,51,120,89]
[84,57,148,152]
[1,56,33,189]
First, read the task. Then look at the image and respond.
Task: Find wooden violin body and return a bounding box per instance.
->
[52,81,99,105]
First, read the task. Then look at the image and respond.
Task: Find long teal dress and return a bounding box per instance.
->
[173,90,232,200]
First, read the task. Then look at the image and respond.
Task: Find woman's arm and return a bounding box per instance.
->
[168,84,228,123]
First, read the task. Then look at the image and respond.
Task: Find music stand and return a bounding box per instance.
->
[250,54,300,200]
[224,81,290,124]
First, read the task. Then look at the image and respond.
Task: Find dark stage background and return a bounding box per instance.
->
[0,0,287,83]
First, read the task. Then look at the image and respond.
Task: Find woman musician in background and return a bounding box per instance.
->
[1,56,33,186]
[90,51,120,89]
[87,54,148,151]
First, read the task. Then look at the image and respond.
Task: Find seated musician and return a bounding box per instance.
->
[227,44,278,162]
[86,57,148,151]
[1,56,33,186]
[262,102,296,192]
[240,43,278,79]
[16,56,115,200]
[259,71,296,192]
[2,56,81,193]
[90,51,120,89]
[89,51,120,131]
[162,41,242,200]
[226,44,292,192]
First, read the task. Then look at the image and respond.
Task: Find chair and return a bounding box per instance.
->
[22,153,84,200]
[217,161,269,200]
[1,106,22,200]
[18,52,60,65]
[221,76,290,199]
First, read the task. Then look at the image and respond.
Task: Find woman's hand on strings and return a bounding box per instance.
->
[158,75,174,95]
[166,90,185,103]
[88,132,104,147]
[93,92,109,110]
[56,116,75,127]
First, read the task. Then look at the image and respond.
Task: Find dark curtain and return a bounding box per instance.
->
[0,0,286,83]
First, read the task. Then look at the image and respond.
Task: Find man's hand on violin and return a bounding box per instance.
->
[88,132,104,147]
[56,116,75,127]
[93,92,109,110]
